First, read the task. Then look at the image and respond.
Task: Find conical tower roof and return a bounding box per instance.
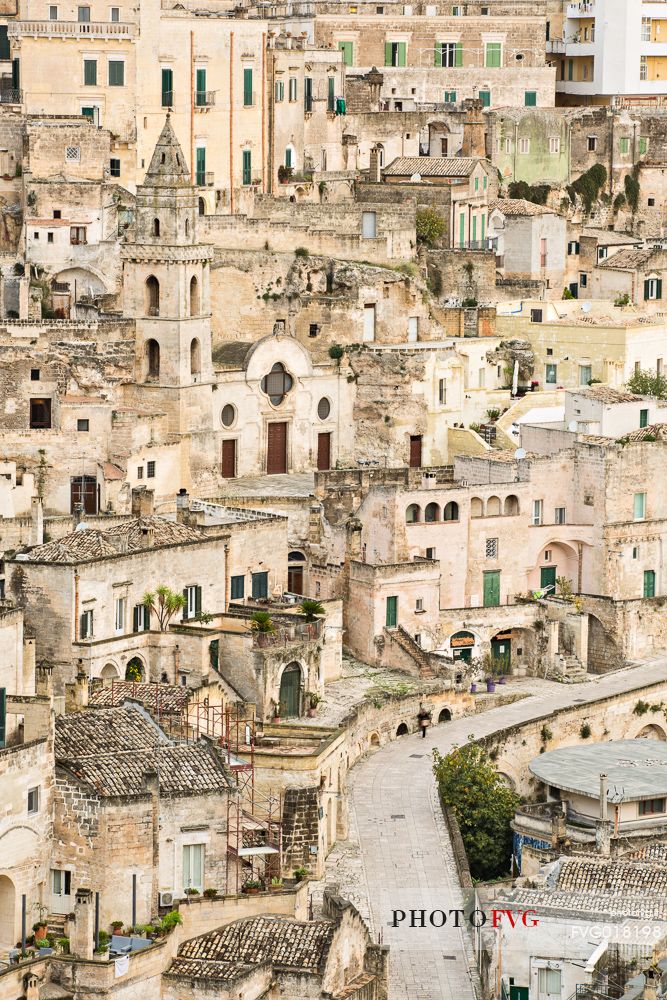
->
[144,114,191,187]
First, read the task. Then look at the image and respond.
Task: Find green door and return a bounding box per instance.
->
[279,662,301,717]
[161,67,173,107]
[491,635,511,671]
[386,595,398,627]
[242,149,251,185]
[644,570,656,598]
[196,67,206,106]
[541,566,557,591]
[483,571,500,608]
[196,147,206,186]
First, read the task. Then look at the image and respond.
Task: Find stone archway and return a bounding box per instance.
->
[125,656,145,682]
[369,732,380,747]
[438,708,452,723]
[279,661,303,718]
[396,723,409,737]
[101,662,119,683]
[636,724,667,741]
[0,875,15,947]
[587,614,623,674]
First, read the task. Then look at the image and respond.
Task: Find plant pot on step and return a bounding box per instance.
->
[486,678,496,693]
[470,683,477,694]
[498,676,506,685]
[307,708,316,718]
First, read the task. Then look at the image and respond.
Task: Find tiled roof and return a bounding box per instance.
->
[177,916,335,973]
[383,156,482,178]
[581,228,642,246]
[578,385,642,403]
[624,423,667,442]
[624,843,667,863]
[56,706,232,798]
[212,342,255,369]
[490,198,554,217]
[596,246,660,270]
[505,887,667,920]
[166,960,254,982]
[89,682,188,715]
[24,516,204,564]
[556,858,667,895]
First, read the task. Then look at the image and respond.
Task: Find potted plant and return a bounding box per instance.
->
[161,911,183,934]
[486,677,496,693]
[184,887,200,897]
[269,877,283,893]
[56,937,70,955]
[33,922,48,942]
[306,692,321,717]
[242,879,261,895]
[298,599,325,622]
[38,938,53,956]
[94,930,110,957]
[271,700,281,724]
[293,867,309,883]
[203,888,218,900]
[110,920,123,935]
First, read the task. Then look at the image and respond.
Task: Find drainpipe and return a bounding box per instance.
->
[262,33,266,194]
[268,45,274,195]
[599,773,608,821]
[190,31,194,186]
[229,32,234,214]
[73,568,79,642]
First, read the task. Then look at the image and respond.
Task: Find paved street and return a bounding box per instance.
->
[319,658,667,1000]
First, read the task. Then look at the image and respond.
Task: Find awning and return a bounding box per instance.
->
[493,631,516,641]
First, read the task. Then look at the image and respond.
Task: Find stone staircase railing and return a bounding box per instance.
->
[384,626,435,678]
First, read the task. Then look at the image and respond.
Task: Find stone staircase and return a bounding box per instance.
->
[47,913,67,941]
[384,626,435,678]
[554,653,587,683]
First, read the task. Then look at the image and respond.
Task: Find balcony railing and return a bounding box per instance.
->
[0,88,22,104]
[196,171,214,187]
[8,19,134,37]
[459,238,498,252]
[195,91,215,108]
[252,618,323,649]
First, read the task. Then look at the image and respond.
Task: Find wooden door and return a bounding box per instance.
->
[540,566,557,591]
[385,595,398,628]
[221,439,236,478]
[409,435,422,469]
[70,476,97,514]
[317,432,331,471]
[267,422,288,474]
[288,566,304,595]
[279,663,301,717]
[483,571,500,608]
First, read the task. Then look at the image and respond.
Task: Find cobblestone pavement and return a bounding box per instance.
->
[314,658,667,1000]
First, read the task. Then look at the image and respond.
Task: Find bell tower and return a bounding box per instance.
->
[121,114,213,391]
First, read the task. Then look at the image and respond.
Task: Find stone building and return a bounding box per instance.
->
[487,197,567,295]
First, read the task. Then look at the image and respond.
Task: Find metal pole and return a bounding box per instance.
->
[21,894,26,955]
[132,874,136,928]
[94,892,99,951]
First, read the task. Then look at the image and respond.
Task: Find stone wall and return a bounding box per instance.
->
[281,785,320,875]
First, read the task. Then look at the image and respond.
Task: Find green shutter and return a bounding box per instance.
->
[434,44,442,68]
[196,146,206,185]
[195,586,202,616]
[444,90,456,103]
[386,596,397,627]
[108,60,124,86]
[338,41,353,66]
[472,215,477,242]
[640,408,649,428]
[455,42,463,67]
[398,42,406,66]
[84,59,97,85]
[161,68,173,107]
[657,279,663,300]
[0,687,5,748]
[144,606,150,630]
[243,67,253,106]
[384,41,392,65]
[242,149,251,185]
[480,89,491,107]
[196,68,206,105]
[481,213,485,242]
[133,605,139,631]
[524,90,536,106]
[644,278,651,300]
[459,212,465,247]
[644,570,656,598]
[486,42,501,67]
[640,137,648,155]
[209,639,219,670]
[328,76,335,111]
[304,76,313,112]
[483,571,501,607]
[183,588,189,618]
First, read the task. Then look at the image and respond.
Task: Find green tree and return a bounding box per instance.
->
[142,585,186,631]
[433,743,519,881]
[298,599,326,622]
[249,611,275,633]
[626,368,667,399]
[416,207,446,247]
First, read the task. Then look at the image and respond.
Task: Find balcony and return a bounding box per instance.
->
[8,19,135,38]
[196,171,215,187]
[566,1,595,15]
[546,38,566,54]
[195,90,215,108]
[0,88,22,104]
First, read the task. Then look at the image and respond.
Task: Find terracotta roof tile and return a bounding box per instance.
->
[383,156,483,178]
[490,198,554,217]
[89,682,188,714]
[24,516,204,564]
[177,915,335,973]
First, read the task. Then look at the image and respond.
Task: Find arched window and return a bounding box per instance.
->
[190,338,201,375]
[486,496,501,517]
[125,656,144,682]
[406,504,421,523]
[425,502,440,522]
[376,143,385,167]
[504,494,520,516]
[160,152,166,165]
[288,550,306,562]
[279,661,302,717]
[145,275,160,316]
[443,501,459,521]
[152,218,160,237]
[185,218,190,237]
[471,497,484,518]
[189,275,200,317]
[146,338,160,379]
[261,362,293,405]
[198,197,205,216]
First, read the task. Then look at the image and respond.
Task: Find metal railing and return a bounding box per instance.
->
[196,171,215,187]
[195,91,215,107]
[0,88,21,104]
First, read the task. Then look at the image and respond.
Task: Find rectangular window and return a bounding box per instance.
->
[435,41,461,68]
[518,137,530,154]
[530,308,543,323]
[242,149,251,186]
[110,6,119,19]
[31,369,40,380]
[579,272,588,288]
[196,146,206,186]
[641,17,652,42]
[231,575,245,600]
[554,507,566,525]
[49,4,58,17]
[70,226,87,245]
[538,970,562,997]
[30,398,52,429]
[640,408,649,428]
[479,89,491,107]
[251,571,268,599]
[66,145,81,161]
[161,67,173,107]
[115,596,126,634]
[644,570,656,598]
[108,60,124,86]
[338,40,353,65]
[549,136,560,154]
[133,604,150,632]
[579,364,592,385]
[385,41,406,67]
[568,240,580,255]
[27,786,40,814]
[80,609,93,639]
[327,76,335,112]
[443,90,457,103]
[634,492,647,521]
[137,466,143,479]
[304,76,313,112]
[587,135,597,151]
[362,211,377,239]
[183,584,202,620]
[84,58,97,86]
[78,5,90,19]
[639,796,665,815]
[77,418,89,431]
[438,378,446,404]
[644,278,662,301]
[426,547,436,559]
[288,77,297,101]
[640,137,648,155]
[633,546,639,560]
[195,67,206,106]
[524,90,537,107]
[620,136,630,155]
[147,460,155,478]
[182,844,204,892]
[415,597,423,612]
[485,537,498,559]
[275,80,284,102]
[545,363,557,384]
[641,55,648,81]
[243,67,253,107]
[532,499,543,526]
[485,42,501,68]
[110,157,121,177]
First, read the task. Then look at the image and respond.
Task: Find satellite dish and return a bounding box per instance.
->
[581,302,592,313]
[514,448,526,460]
[568,420,578,432]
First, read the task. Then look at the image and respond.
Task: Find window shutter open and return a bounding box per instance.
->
[398,42,406,66]
[143,606,150,630]
[0,687,6,748]
[195,586,202,616]
[384,41,392,65]
[644,278,651,300]
[455,42,463,67]
[434,45,442,68]
[80,613,86,638]
[657,279,663,300]
[182,588,189,619]
[133,605,139,632]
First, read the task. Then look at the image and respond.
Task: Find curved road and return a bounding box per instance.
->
[320,659,667,1000]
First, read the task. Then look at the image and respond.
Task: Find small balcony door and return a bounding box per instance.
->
[51,869,72,914]
[317,432,331,471]
[221,439,236,478]
[386,595,398,628]
[409,435,422,468]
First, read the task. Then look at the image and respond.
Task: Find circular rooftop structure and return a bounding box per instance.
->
[529,740,667,802]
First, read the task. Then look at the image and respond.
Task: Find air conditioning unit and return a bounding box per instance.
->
[159,891,175,907]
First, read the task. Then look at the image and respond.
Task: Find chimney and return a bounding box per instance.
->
[461,97,486,158]
[141,525,155,548]
[131,486,155,517]
[73,502,85,526]
[642,967,660,1000]
[25,975,39,1000]
[176,488,190,525]
[369,145,382,184]
[30,497,44,546]
[65,669,89,713]
[599,773,608,822]
[71,888,94,960]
